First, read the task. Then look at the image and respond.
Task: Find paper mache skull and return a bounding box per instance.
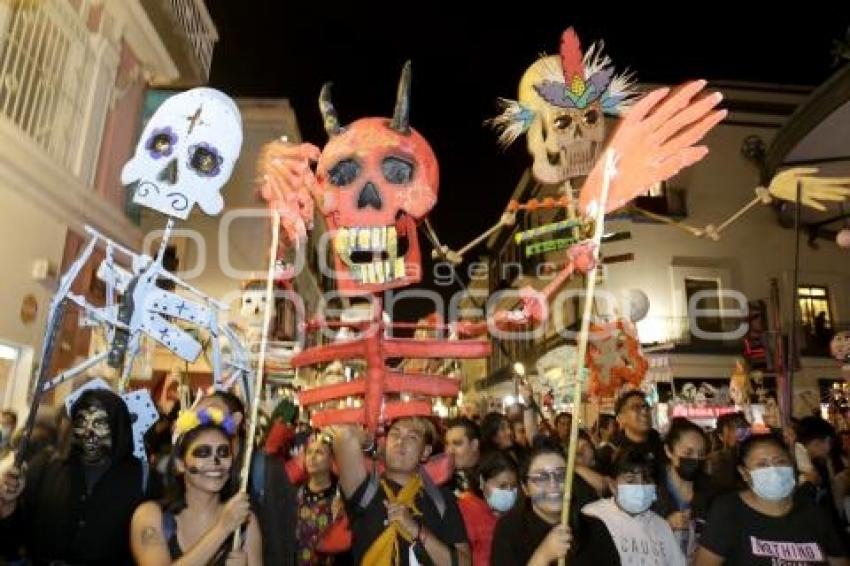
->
[316,62,438,295]
[490,27,634,185]
[122,88,243,219]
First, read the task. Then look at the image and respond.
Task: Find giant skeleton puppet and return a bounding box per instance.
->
[16,88,251,467]
[259,50,726,434]
[260,63,490,433]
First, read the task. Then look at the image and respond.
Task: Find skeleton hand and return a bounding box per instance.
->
[257,140,322,248]
[493,286,547,329]
[579,81,726,215]
[766,167,850,211]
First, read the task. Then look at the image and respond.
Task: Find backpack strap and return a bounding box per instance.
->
[421,468,446,518]
[358,468,380,510]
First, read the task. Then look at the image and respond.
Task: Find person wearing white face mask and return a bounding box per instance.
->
[695,433,848,566]
[453,451,518,566]
[575,448,686,565]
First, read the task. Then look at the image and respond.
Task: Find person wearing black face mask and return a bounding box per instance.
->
[654,418,716,563]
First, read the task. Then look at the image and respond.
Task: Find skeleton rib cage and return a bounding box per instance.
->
[38,224,253,399]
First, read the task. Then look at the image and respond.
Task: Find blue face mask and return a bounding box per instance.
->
[617,484,656,515]
[486,487,518,513]
[749,466,795,501]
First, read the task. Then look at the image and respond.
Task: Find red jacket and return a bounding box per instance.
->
[456,492,499,566]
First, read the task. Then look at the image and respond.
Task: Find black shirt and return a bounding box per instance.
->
[491,475,606,566]
[0,452,146,565]
[699,491,847,565]
[343,472,468,565]
[653,467,717,521]
[491,499,556,566]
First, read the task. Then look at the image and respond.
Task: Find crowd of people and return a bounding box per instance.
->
[1,383,850,565]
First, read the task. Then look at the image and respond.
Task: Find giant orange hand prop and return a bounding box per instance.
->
[579,81,727,215]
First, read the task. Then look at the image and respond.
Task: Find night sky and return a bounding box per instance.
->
[204,2,850,316]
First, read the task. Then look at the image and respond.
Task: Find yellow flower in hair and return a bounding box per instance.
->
[174,410,201,437]
[206,407,224,424]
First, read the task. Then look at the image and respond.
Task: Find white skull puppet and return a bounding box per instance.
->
[239,280,269,331]
[490,27,635,184]
[122,88,243,219]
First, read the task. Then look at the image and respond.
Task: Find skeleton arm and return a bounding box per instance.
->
[428,197,577,264]
[632,169,850,241]
[429,211,517,264]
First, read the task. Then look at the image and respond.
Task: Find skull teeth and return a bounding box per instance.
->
[333,225,405,284]
[335,226,398,253]
[348,257,406,284]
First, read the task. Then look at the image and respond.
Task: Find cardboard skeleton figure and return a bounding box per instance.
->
[19,88,251,466]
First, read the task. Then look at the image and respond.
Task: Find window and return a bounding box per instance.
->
[685,277,722,337]
[634,182,688,218]
[798,285,832,329]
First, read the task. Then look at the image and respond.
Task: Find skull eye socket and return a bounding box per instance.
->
[146,128,177,158]
[188,143,223,177]
[191,445,212,459]
[328,159,361,186]
[554,114,573,130]
[381,156,414,185]
[583,108,600,126]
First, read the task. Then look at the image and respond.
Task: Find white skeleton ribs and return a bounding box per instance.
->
[41,225,253,398]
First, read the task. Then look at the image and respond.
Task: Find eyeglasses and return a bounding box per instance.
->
[527,468,567,486]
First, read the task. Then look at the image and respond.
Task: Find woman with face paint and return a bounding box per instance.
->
[695,434,849,566]
[454,450,518,566]
[575,448,685,565]
[654,418,715,563]
[491,440,579,566]
[130,407,262,566]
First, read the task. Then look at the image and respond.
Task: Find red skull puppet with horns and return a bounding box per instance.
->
[258,63,488,433]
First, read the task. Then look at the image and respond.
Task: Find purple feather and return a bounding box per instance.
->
[533,81,578,109]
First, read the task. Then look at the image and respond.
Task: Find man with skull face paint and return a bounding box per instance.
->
[0,388,146,565]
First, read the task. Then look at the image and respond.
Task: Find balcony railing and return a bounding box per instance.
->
[0,0,98,176]
[638,316,746,354]
[166,0,216,80]
[142,0,218,85]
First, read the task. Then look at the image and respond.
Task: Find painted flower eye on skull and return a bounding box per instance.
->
[121,88,243,220]
[315,62,439,295]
